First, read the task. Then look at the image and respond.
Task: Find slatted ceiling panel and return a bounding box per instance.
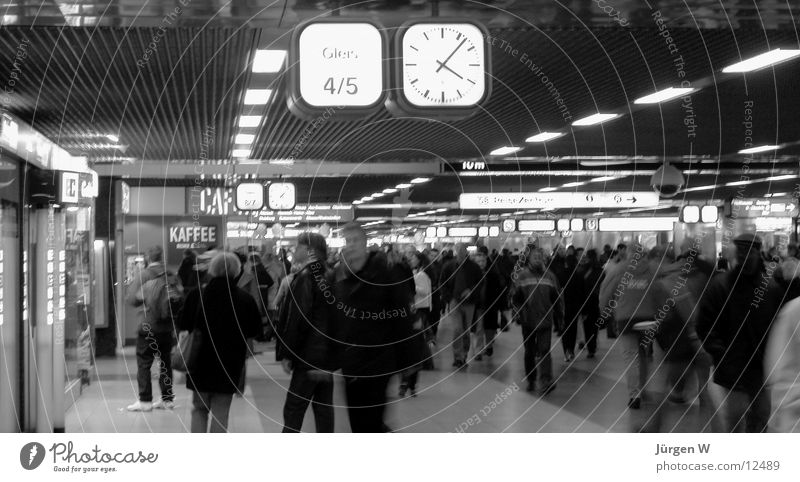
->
[0,26,258,160]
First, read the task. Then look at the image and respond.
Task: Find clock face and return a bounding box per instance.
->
[268,183,296,211]
[401,23,486,107]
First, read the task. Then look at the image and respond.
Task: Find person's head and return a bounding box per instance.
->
[145,245,163,265]
[429,248,440,261]
[233,250,248,273]
[732,233,763,277]
[585,248,598,266]
[183,249,196,260]
[603,244,612,253]
[474,250,487,270]
[788,243,798,259]
[248,252,262,267]
[782,257,800,282]
[455,243,469,261]
[616,243,628,257]
[411,251,429,270]
[525,244,545,273]
[341,223,368,273]
[575,247,584,257]
[208,252,241,279]
[295,232,328,265]
[554,244,566,258]
[566,245,575,257]
[648,244,674,269]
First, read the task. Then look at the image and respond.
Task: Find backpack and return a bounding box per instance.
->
[142,271,184,331]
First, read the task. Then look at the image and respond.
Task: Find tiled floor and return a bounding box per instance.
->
[66,323,721,433]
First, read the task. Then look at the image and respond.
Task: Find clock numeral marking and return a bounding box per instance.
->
[424,89,430,98]
[457,33,462,40]
[410,45,418,51]
[405,63,416,66]
[467,46,475,51]
[423,32,429,40]
[441,28,444,38]
[469,64,480,66]
[410,78,418,84]
[468,79,476,84]
[441,92,445,102]
[456,89,462,98]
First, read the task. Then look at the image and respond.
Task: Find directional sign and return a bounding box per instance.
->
[459,192,659,210]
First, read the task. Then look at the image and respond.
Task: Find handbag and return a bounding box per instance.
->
[171,289,205,373]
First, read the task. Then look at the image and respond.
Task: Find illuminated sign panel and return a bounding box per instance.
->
[459,192,659,210]
[726,198,798,218]
[517,220,556,232]
[598,217,677,232]
[59,172,80,204]
[448,227,478,237]
[290,20,385,116]
[501,219,516,233]
[235,183,265,211]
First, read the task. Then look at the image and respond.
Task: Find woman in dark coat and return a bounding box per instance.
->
[560,254,585,362]
[177,251,262,433]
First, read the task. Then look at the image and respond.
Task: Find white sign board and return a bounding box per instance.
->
[459,192,660,210]
[235,183,265,211]
[60,172,80,204]
[298,22,383,107]
[517,219,556,232]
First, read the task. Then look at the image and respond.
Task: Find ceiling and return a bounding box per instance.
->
[0,1,798,227]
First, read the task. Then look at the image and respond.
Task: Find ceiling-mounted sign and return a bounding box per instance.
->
[448,227,478,237]
[598,217,677,232]
[235,182,265,211]
[288,19,387,118]
[501,219,516,233]
[517,219,556,232]
[459,192,659,210]
[586,218,599,231]
[725,197,798,218]
[387,19,491,119]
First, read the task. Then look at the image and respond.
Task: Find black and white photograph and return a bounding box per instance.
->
[0,0,799,480]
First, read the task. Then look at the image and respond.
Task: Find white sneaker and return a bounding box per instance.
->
[152,400,174,410]
[126,401,153,412]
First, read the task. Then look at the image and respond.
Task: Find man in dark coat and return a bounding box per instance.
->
[276,233,336,433]
[334,223,417,432]
[439,243,483,367]
[696,234,783,432]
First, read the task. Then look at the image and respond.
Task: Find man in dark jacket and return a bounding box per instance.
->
[276,233,336,433]
[696,234,783,432]
[334,223,417,432]
[440,243,483,368]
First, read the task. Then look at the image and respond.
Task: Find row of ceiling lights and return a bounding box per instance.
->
[489,48,800,158]
[352,177,431,204]
[232,49,288,160]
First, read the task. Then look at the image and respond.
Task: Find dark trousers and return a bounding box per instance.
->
[135,332,174,403]
[582,310,598,354]
[344,375,391,433]
[561,312,579,354]
[521,325,553,387]
[282,368,334,433]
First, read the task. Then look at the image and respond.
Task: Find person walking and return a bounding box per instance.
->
[510,245,564,395]
[334,223,418,432]
[439,243,483,368]
[177,252,262,432]
[560,253,585,362]
[399,251,434,397]
[125,246,181,412]
[276,233,337,432]
[696,234,782,432]
[580,249,602,359]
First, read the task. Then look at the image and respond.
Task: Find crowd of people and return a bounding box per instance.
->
[125,225,800,433]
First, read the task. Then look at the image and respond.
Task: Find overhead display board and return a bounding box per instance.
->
[459,192,659,210]
[598,217,677,232]
[517,219,557,232]
[288,19,387,118]
[387,19,491,119]
[725,197,798,218]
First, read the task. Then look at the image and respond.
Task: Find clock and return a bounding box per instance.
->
[235,182,265,212]
[388,20,491,118]
[268,182,296,211]
[502,219,516,233]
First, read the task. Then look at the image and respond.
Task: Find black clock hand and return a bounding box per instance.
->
[435,38,467,73]
[435,60,463,79]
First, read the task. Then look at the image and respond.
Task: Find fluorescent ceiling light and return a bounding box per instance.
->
[738,145,780,154]
[682,184,717,192]
[722,48,800,73]
[382,188,398,194]
[764,192,787,198]
[239,115,263,127]
[268,159,294,165]
[572,113,619,126]
[634,87,695,104]
[726,180,751,186]
[436,208,448,212]
[526,132,564,143]
[563,181,586,187]
[105,134,119,142]
[252,49,287,73]
[352,200,363,205]
[370,192,384,198]
[590,176,618,182]
[410,177,431,184]
[766,174,796,181]
[244,89,273,105]
[232,149,251,158]
[539,187,558,192]
[490,146,523,156]
[234,133,255,144]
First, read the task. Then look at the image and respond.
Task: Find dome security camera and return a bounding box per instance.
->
[651,163,685,198]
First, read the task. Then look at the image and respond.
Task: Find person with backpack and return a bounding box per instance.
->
[125,245,184,412]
